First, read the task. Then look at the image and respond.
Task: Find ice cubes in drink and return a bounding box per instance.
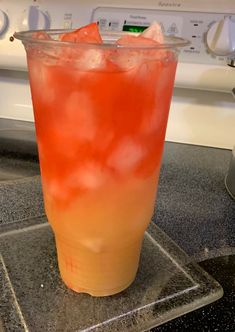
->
[113,31,162,71]
[108,48,142,71]
[75,49,106,71]
[71,161,109,190]
[58,23,105,71]
[64,92,96,141]
[32,31,52,40]
[107,138,144,173]
[60,23,102,44]
[80,238,103,253]
[46,161,109,202]
[29,63,57,104]
[141,22,164,43]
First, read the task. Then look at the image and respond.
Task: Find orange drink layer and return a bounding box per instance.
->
[15,25,187,296]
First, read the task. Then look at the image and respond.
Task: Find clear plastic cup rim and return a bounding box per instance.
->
[13,29,190,50]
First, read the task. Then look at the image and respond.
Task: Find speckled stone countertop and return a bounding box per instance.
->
[155,143,235,260]
[0,140,235,331]
[0,153,44,225]
[152,143,235,332]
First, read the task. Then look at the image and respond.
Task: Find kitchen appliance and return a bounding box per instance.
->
[0,0,234,150]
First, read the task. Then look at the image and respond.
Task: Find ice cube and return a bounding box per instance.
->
[75,48,105,71]
[32,31,51,40]
[55,24,104,70]
[116,35,159,46]
[108,49,142,71]
[80,238,103,253]
[29,62,56,104]
[65,91,96,141]
[114,34,160,71]
[141,22,164,44]
[46,178,69,201]
[42,45,61,64]
[140,110,160,135]
[107,137,144,173]
[46,162,109,201]
[68,162,109,190]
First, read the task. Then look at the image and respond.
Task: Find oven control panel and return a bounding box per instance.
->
[0,0,234,70]
[92,7,235,65]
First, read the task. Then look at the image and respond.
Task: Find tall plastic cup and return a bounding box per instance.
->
[14,30,188,296]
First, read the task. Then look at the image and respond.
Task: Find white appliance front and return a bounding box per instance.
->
[0,0,234,148]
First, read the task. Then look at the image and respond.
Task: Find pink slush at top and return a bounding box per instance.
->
[14,22,189,50]
[60,22,103,44]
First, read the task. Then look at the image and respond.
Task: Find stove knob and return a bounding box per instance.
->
[20,6,50,31]
[0,10,8,35]
[207,16,235,56]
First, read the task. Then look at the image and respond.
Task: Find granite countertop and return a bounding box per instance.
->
[153,143,235,332]
[0,140,235,331]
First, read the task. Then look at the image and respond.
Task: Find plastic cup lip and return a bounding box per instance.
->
[13,29,190,50]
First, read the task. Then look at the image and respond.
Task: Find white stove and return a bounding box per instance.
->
[0,0,234,149]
